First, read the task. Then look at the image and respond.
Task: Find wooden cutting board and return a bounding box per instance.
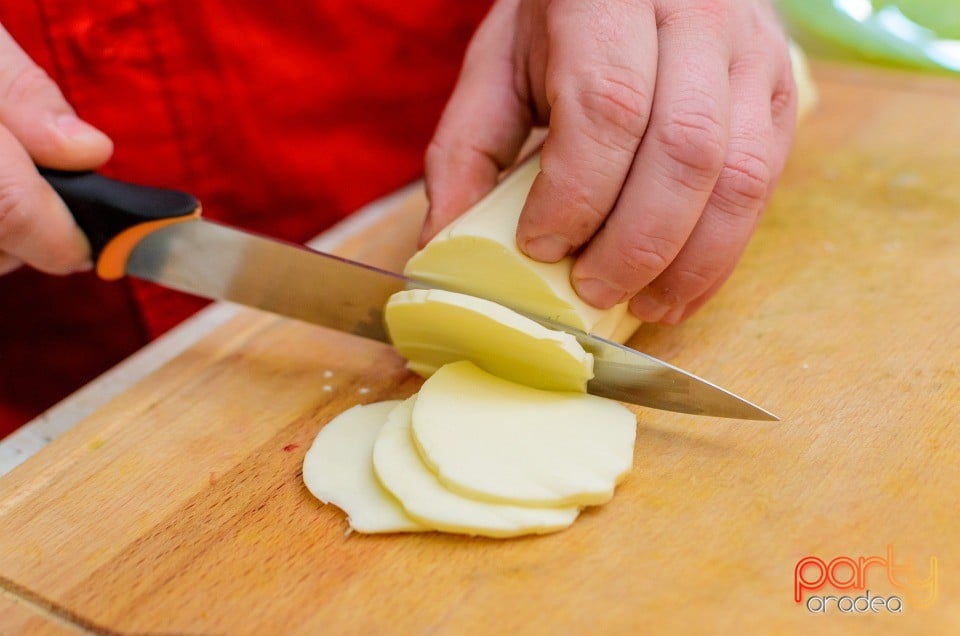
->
[1,63,958,635]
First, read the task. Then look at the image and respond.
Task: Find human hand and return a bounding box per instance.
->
[422,0,797,324]
[0,23,113,276]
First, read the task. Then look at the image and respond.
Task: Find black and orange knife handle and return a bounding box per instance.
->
[40,169,201,279]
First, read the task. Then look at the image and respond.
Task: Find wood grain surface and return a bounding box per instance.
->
[0,64,957,634]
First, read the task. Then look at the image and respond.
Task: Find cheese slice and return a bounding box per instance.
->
[384,288,593,392]
[372,397,580,538]
[412,361,637,507]
[302,401,425,533]
[404,154,640,342]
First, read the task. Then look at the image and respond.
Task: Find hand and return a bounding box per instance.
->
[422,0,797,324]
[0,23,113,276]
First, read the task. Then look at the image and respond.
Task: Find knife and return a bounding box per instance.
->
[41,168,777,421]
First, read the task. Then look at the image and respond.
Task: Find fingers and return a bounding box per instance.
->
[629,10,796,323]
[515,0,658,263]
[0,24,113,275]
[629,57,775,322]
[769,44,798,185]
[0,124,91,274]
[627,11,796,324]
[426,0,796,327]
[570,3,731,309]
[420,0,531,246]
[0,24,113,169]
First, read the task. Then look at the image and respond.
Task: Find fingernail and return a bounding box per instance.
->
[417,225,432,249]
[523,234,572,262]
[56,114,105,141]
[574,278,628,308]
[417,207,437,248]
[629,292,672,323]
[661,305,687,325]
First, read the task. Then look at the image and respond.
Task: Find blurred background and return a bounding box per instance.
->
[776,0,960,75]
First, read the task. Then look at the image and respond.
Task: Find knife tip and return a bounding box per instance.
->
[721,395,779,421]
[747,405,780,422]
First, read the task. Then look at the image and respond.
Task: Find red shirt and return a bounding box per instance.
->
[0,1,489,436]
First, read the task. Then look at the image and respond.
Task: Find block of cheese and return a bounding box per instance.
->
[790,40,818,122]
[384,288,593,392]
[404,154,640,342]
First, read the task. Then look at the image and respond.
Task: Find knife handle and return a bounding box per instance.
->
[40,168,201,280]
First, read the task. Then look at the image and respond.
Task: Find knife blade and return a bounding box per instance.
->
[42,168,777,420]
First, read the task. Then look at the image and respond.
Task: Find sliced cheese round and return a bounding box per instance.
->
[412,361,637,507]
[385,288,593,392]
[303,401,425,533]
[372,397,579,538]
[404,155,640,342]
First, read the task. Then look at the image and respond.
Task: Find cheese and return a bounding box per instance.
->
[411,361,636,507]
[302,401,425,533]
[384,288,593,392]
[790,41,818,122]
[404,154,640,342]
[372,397,580,538]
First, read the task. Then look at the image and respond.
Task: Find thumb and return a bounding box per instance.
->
[0,123,92,274]
[0,24,113,169]
[421,0,530,246]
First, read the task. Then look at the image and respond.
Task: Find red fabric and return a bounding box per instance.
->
[0,0,489,436]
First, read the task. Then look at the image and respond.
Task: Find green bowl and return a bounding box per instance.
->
[776,0,960,74]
